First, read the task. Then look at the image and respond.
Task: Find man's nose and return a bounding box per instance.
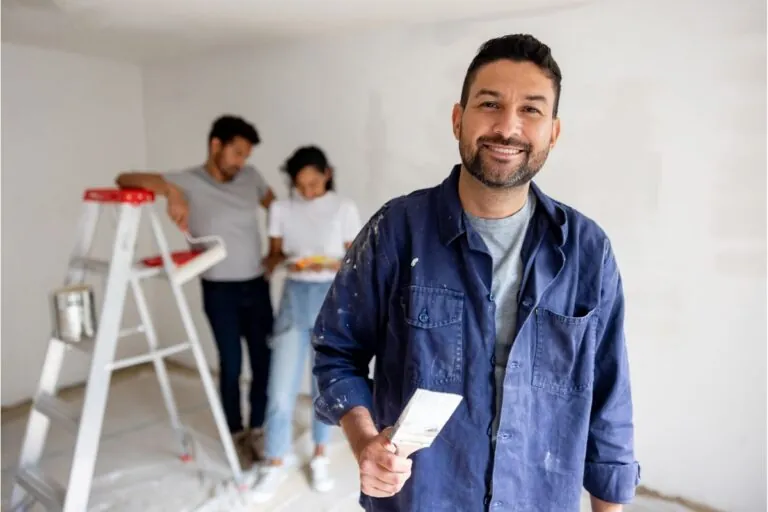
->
[492,110,524,139]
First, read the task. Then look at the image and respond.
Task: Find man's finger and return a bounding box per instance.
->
[379,429,397,453]
[374,450,412,473]
[371,468,411,487]
[361,477,400,497]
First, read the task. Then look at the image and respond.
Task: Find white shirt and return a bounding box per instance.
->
[268,191,362,282]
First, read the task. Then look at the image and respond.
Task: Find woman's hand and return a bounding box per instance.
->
[288,258,342,272]
[304,260,342,272]
[263,254,285,276]
[324,259,342,271]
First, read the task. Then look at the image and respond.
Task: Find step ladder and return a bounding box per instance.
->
[9,188,247,511]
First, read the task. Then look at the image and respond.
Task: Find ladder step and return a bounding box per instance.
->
[34,393,80,432]
[52,327,144,355]
[71,246,224,285]
[15,467,65,511]
[108,342,192,371]
[71,257,163,280]
[119,325,145,338]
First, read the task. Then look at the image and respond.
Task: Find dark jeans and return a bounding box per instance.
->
[201,276,273,433]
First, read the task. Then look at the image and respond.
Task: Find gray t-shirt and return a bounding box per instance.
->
[465,190,536,443]
[164,164,270,281]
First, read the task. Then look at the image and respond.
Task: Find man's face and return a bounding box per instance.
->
[211,136,253,180]
[452,60,561,189]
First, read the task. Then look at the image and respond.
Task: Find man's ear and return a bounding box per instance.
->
[209,137,222,154]
[549,118,561,150]
[451,103,463,141]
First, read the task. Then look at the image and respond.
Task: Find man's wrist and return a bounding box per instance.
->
[164,182,180,198]
[340,406,379,459]
[590,494,623,512]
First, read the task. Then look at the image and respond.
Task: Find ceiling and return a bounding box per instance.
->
[2,0,592,63]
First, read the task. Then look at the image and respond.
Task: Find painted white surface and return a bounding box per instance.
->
[0,369,693,512]
[1,0,590,62]
[140,0,766,510]
[0,44,150,407]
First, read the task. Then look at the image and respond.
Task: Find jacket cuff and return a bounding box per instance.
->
[584,461,641,504]
[313,376,374,426]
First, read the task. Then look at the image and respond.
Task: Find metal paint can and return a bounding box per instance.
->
[51,284,97,343]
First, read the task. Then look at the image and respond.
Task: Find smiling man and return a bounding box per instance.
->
[312,34,640,511]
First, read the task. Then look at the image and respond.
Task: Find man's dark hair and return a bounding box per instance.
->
[460,34,562,117]
[208,115,260,146]
[282,145,335,191]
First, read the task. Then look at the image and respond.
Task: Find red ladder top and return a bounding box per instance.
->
[83,186,207,268]
[83,188,155,204]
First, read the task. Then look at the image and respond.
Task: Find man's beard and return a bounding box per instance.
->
[214,154,239,181]
[459,130,549,189]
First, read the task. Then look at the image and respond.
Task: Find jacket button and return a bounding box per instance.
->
[418,312,429,323]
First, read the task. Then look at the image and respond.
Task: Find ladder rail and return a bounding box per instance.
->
[10,200,102,511]
[129,275,186,443]
[9,341,67,510]
[146,207,245,484]
[66,202,101,285]
[62,203,143,512]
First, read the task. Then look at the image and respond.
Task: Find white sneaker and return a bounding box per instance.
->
[309,455,335,493]
[249,464,289,503]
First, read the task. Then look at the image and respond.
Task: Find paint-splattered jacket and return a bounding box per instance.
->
[312,165,641,511]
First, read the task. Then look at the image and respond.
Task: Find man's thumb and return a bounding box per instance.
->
[380,427,397,453]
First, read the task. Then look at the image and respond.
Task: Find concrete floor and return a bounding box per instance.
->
[1,368,693,511]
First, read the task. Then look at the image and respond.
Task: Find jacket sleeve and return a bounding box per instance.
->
[312,205,394,426]
[583,241,642,503]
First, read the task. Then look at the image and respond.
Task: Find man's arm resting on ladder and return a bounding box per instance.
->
[115,172,189,231]
[115,172,177,196]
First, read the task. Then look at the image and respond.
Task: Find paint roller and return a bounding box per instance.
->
[172,232,228,286]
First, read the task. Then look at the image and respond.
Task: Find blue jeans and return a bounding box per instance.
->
[201,276,273,433]
[264,279,333,459]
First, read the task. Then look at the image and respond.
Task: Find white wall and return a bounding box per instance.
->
[140,0,766,509]
[1,44,150,406]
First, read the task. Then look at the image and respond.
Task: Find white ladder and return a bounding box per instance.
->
[9,187,246,511]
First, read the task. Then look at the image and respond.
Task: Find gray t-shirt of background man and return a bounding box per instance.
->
[465,190,537,444]
[164,164,270,281]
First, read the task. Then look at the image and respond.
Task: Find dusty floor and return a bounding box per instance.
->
[1,368,693,511]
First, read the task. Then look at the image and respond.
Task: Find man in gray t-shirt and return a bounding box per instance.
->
[116,115,275,468]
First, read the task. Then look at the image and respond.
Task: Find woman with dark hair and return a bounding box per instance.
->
[252,145,362,501]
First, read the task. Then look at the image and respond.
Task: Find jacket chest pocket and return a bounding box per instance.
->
[401,286,464,387]
[532,307,597,398]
